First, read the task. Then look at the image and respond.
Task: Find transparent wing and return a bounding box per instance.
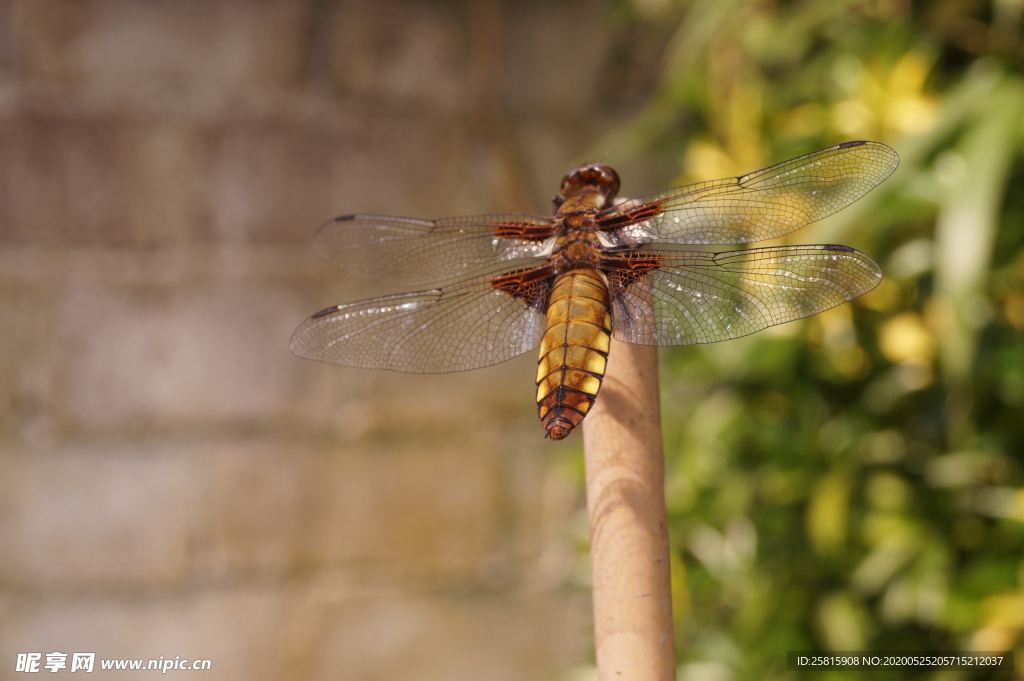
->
[603,245,881,346]
[313,213,554,286]
[597,141,898,246]
[290,265,553,373]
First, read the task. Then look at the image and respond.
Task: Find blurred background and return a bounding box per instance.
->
[1,0,1023,680]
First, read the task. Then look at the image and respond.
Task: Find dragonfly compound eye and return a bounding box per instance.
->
[559,164,621,204]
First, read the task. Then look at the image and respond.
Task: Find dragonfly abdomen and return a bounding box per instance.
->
[536,269,612,440]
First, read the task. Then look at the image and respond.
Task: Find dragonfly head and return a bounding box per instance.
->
[556,164,620,209]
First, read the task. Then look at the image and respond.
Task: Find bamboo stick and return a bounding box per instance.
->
[582,340,676,681]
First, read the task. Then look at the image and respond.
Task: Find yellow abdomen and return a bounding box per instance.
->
[536,269,612,440]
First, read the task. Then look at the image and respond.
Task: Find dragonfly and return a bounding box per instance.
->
[291,141,898,440]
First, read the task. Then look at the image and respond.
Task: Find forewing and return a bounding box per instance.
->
[313,213,554,286]
[603,245,881,346]
[290,265,553,373]
[597,141,898,246]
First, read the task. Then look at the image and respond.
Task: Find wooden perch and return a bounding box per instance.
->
[582,340,676,681]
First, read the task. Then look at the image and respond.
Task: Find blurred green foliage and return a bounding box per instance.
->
[574,0,1024,678]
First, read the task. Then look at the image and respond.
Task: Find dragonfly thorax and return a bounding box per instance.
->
[551,224,603,272]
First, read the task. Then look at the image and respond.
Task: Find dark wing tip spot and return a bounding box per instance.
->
[335,214,357,222]
[838,140,867,149]
[311,305,341,319]
[826,244,855,252]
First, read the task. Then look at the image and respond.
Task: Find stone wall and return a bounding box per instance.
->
[0,1,657,679]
